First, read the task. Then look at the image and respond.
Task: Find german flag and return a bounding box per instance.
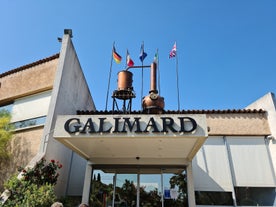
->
[113,46,122,64]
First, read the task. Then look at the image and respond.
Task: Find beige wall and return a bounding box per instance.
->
[0,126,44,192]
[206,113,270,136]
[0,58,58,105]
[12,127,44,163]
[0,55,58,192]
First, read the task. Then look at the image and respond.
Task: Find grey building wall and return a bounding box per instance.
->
[246,92,276,192]
[192,93,276,206]
[40,34,95,197]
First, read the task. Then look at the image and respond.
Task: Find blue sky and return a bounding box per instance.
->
[1,1,276,111]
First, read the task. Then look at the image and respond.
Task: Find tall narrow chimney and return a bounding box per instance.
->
[142,62,164,114]
[150,62,157,93]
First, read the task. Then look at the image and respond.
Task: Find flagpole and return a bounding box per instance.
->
[169,42,180,110]
[125,49,128,68]
[140,41,145,110]
[105,42,114,111]
[157,48,161,94]
[141,61,144,110]
[175,47,180,110]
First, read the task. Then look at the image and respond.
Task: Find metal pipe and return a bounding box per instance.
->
[150,62,157,93]
[126,65,151,71]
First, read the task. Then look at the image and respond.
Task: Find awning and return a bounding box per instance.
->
[54,114,208,166]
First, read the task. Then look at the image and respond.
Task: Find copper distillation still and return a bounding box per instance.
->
[142,62,164,113]
[112,62,164,114]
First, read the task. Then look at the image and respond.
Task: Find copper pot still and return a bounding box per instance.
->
[142,62,165,114]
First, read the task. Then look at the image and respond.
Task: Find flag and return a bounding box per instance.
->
[169,42,177,58]
[139,43,147,62]
[153,51,158,63]
[127,50,134,67]
[113,46,122,64]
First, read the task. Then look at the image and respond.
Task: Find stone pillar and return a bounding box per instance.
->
[187,162,196,207]
[82,162,92,204]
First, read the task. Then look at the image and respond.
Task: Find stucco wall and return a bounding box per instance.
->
[12,127,44,163]
[0,58,58,104]
[0,126,43,192]
[206,113,270,136]
[0,56,58,192]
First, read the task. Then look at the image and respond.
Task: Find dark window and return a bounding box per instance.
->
[235,187,276,206]
[195,191,233,205]
[13,116,46,130]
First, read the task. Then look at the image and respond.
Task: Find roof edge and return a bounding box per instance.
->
[0,53,60,78]
[76,109,266,115]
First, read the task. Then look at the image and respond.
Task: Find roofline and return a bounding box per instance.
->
[77,109,266,115]
[0,53,60,78]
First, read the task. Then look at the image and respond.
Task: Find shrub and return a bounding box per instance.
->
[2,176,56,207]
[19,158,62,186]
[1,158,62,207]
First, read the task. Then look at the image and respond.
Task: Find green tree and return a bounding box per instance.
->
[97,173,101,182]
[0,109,13,161]
[90,176,114,207]
[119,179,137,206]
[168,172,188,207]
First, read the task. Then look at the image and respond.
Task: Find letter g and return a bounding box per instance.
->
[64,118,82,133]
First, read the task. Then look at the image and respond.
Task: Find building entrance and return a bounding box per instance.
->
[90,166,187,207]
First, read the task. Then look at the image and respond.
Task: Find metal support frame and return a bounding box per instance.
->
[112,90,135,114]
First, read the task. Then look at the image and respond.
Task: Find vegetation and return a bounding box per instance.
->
[168,173,188,206]
[18,158,62,186]
[1,158,62,207]
[0,109,13,162]
[0,109,13,192]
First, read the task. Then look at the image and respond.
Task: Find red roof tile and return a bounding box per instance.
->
[77,109,266,115]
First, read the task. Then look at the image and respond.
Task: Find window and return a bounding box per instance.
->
[193,137,233,191]
[235,187,276,206]
[0,91,51,130]
[90,167,187,207]
[193,136,276,206]
[0,103,13,113]
[227,136,276,187]
[195,191,233,205]
[11,91,51,123]
[13,116,46,130]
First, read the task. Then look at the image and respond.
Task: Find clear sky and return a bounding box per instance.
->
[1,1,276,111]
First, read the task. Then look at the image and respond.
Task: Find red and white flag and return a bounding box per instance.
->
[127,50,134,67]
[169,42,177,58]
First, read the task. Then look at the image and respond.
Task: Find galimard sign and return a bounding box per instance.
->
[54,114,207,138]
